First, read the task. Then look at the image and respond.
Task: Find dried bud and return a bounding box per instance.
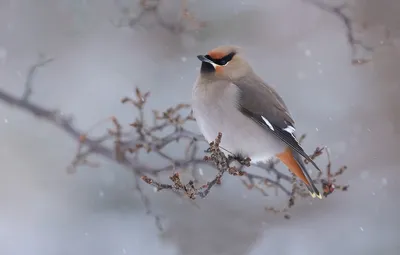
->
[79,134,86,143]
[135,87,141,98]
[130,121,139,127]
[141,176,152,184]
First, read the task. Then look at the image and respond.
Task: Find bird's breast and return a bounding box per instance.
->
[192,80,285,162]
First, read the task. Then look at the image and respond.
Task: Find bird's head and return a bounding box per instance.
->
[197,45,252,81]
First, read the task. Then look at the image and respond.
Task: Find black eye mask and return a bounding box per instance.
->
[205,52,236,66]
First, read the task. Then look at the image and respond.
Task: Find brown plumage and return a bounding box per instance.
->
[192,45,322,199]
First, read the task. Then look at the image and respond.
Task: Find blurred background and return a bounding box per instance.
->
[1,0,400,254]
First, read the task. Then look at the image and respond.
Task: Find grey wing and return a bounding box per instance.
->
[234,79,322,172]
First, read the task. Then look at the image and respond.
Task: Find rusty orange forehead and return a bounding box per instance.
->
[207,51,226,60]
[207,45,240,59]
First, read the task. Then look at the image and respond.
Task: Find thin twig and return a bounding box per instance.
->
[112,0,205,33]
[21,55,54,101]
[305,0,390,65]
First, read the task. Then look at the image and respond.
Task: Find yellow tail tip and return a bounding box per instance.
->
[309,191,323,199]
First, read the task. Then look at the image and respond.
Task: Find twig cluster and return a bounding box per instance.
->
[113,0,393,64]
[305,0,393,65]
[72,87,349,221]
[113,0,205,33]
[142,132,250,199]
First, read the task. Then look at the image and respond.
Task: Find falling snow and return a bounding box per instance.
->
[360,171,369,179]
[0,46,7,64]
[1,1,399,255]
[296,71,306,80]
[16,70,23,78]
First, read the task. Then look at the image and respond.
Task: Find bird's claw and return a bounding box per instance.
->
[229,154,251,166]
[204,147,212,153]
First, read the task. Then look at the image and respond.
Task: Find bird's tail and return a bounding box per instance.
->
[277,148,322,199]
[293,151,322,199]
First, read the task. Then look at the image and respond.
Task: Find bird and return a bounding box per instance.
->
[191,45,323,199]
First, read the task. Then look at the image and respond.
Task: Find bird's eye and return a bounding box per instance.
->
[219,59,227,65]
[216,52,236,65]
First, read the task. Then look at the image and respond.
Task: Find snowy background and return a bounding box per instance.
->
[1,0,400,254]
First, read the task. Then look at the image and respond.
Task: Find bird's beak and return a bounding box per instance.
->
[197,55,214,64]
[197,55,219,71]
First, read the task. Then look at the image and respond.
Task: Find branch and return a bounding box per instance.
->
[0,60,165,230]
[22,54,54,101]
[0,58,349,230]
[112,0,205,33]
[305,0,392,65]
[142,132,250,199]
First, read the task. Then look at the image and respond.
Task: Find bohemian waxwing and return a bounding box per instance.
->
[192,45,323,199]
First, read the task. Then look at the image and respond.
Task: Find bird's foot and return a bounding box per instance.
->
[204,147,212,153]
[228,153,251,167]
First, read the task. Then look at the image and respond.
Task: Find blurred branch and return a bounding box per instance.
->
[305,0,392,65]
[112,0,205,33]
[22,54,54,101]
[0,58,349,230]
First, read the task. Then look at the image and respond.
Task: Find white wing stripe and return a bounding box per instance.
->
[283,125,295,134]
[283,125,296,139]
[261,117,297,141]
[261,116,274,131]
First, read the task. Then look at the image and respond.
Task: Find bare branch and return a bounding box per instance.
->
[305,0,392,65]
[112,0,205,33]
[21,54,53,101]
[0,57,349,229]
[143,132,250,199]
